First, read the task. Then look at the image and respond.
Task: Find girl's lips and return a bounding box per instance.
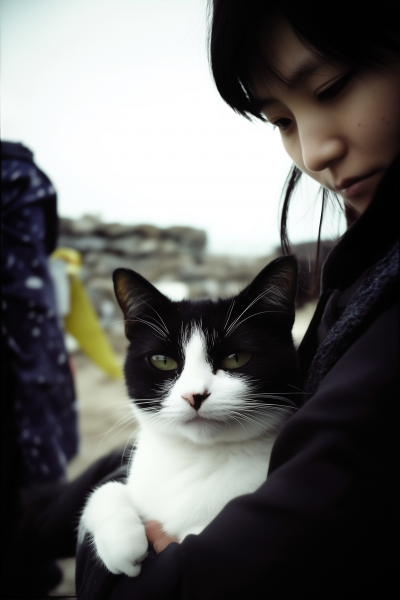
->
[338,171,380,198]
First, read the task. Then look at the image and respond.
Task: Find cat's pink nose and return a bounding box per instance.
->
[182,392,210,411]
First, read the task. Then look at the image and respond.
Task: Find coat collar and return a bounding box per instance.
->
[297,152,400,383]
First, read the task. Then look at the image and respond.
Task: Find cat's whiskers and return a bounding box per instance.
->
[234,410,286,431]
[92,415,139,455]
[264,278,291,306]
[282,383,308,392]
[142,411,185,435]
[225,309,288,337]
[88,408,136,430]
[106,318,128,327]
[229,415,251,433]
[245,407,294,423]
[138,299,170,336]
[225,285,280,336]
[249,394,299,408]
[220,399,297,427]
[240,404,294,417]
[250,381,309,395]
[89,408,138,435]
[137,409,169,423]
[227,410,269,431]
[124,317,168,342]
[127,385,166,399]
[139,314,169,337]
[245,399,297,414]
[196,404,267,429]
[228,410,257,425]
[121,434,139,470]
[129,398,162,404]
[223,298,236,331]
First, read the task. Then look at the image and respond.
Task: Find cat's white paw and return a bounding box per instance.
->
[81,481,148,577]
[92,513,148,577]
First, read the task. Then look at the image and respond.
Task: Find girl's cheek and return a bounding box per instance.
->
[352,72,400,154]
[282,136,307,174]
[281,135,300,165]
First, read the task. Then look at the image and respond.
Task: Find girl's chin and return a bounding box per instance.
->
[342,194,375,217]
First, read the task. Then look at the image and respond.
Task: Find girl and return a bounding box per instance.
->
[76,1,399,597]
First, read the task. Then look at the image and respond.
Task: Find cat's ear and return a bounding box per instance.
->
[113,268,169,338]
[237,255,298,329]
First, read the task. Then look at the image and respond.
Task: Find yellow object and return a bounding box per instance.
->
[51,248,123,380]
[51,247,82,275]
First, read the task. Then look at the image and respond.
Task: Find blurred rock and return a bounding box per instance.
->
[60,214,102,236]
[153,281,190,301]
[106,236,159,257]
[164,226,206,262]
[58,234,107,252]
[57,214,338,329]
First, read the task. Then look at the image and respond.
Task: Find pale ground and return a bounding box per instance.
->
[50,300,318,595]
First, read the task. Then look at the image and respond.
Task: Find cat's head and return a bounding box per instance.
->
[113,256,300,445]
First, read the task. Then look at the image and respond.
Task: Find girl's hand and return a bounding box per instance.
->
[144,520,179,553]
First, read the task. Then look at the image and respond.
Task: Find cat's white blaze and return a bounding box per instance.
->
[174,327,213,398]
[138,326,275,444]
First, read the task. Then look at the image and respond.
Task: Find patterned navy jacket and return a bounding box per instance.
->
[2,141,78,486]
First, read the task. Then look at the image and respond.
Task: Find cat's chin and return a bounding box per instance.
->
[179,416,227,444]
[184,415,220,427]
[131,405,283,446]
[174,417,278,445]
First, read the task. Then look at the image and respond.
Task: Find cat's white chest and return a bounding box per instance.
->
[127,427,275,540]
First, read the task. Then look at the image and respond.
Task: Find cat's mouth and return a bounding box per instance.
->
[185,414,221,426]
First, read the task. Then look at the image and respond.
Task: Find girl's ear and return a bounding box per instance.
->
[235,255,298,329]
[113,268,169,337]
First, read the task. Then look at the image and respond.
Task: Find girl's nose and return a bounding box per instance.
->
[300,127,346,173]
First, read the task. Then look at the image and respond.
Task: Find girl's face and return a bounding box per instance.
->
[253,18,400,217]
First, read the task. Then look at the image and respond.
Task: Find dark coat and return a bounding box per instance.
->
[75,155,399,599]
[2,142,78,485]
[1,142,80,595]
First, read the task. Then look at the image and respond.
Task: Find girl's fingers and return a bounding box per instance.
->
[144,520,179,553]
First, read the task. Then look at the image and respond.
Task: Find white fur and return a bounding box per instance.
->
[79,327,283,576]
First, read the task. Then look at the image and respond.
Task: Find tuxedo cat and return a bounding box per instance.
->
[78,255,300,576]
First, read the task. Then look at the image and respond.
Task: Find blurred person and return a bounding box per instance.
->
[2,141,78,486]
[1,141,125,595]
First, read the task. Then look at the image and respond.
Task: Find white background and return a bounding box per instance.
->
[1,0,346,255]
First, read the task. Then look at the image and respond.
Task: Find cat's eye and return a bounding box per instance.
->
[221,351,252,369]
[150,355,178,371]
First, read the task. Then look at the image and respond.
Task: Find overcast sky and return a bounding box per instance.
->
[1,0,345,255]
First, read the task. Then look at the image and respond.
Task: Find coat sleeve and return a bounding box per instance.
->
[76,304,399,600]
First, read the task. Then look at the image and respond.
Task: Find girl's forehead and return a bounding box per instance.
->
[251,17,329,99]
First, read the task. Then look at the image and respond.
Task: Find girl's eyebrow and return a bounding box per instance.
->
[254,55,327,108]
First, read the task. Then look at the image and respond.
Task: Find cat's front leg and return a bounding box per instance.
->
[79,481,148,577]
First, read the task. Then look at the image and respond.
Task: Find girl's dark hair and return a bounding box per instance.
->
[208,0,400,290]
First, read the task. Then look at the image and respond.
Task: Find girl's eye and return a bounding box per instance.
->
[272,118,292,131]
[150,355,178,371]
[221,351,252,369]
[317,69,355,101]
